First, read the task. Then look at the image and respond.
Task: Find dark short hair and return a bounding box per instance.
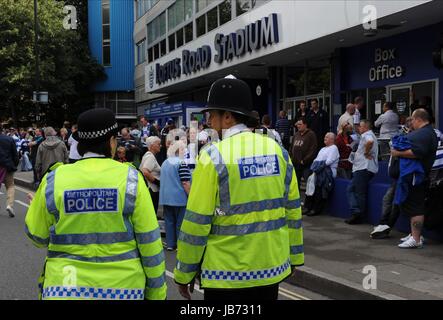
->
[360,119,372,129]
[354,96,364,104]
[77,138,113,158]
[384,102,394,110]
[311,99,318,104]
[412,108,431,123]
[299,100,306,105]
[262,114,271,126]
[297,117,308,125]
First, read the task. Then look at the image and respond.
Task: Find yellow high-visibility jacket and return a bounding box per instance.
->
[174,130,303,289]
[25,158,166,300]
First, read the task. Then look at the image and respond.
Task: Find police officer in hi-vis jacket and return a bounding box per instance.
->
[174,76,304,300]
[25,108,166,300]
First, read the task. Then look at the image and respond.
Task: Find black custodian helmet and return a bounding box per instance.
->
[203,75,256,119]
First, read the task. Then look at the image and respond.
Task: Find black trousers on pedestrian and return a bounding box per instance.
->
[304,189,328,215]
[378,181,400,228]
[204,284,279,301]
[149,188,159,215]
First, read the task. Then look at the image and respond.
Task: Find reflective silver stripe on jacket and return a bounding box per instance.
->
[211,217,287,236]
[45,170,60,221]
[47,248,140,262]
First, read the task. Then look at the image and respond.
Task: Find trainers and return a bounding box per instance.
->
[398,236,423,249]
[307,210,320,217]
[6,206,15,218]
[370,225,391,239]
[400,234,425,243]
[345,215,362,225]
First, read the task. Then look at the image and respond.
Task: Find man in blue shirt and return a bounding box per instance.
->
[346,120,378,225]
[391,109,438,248]
[275,110,291,150]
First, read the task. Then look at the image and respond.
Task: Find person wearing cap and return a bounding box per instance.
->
[25,108,166,300]
[174,76,304,300]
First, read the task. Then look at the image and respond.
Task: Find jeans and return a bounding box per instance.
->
[379,181,400,227]
[163,205,186,248]
[337,167,352,180]
[347,170,374,217]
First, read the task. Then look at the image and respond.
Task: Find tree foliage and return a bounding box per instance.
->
[0,0,105,126]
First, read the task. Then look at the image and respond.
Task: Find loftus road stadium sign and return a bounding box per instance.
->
[149,13,280,89]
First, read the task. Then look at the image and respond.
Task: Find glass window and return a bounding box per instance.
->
[117,91,134,100]
[307,67,330,95]
[159,12,166,37]
[160,39,166,57]
[103,6,110,24]
[251,0,268,8]
[175,0,185,27]
[236,0,250,16]
[169,34,176,52]
[219,0,231,26]
[102,0,110,66]
[196,15,206,37]
[197,0,207,12]
[168,5,176,30]
[176,29,184,48]
[148,47,153,62]
[154,44,159,60]
[184,0,193,20]
[207,6,218,32]
[103,25,110,41]
[184,23,193,43]
[103,45,111,66]
[137,40,146,64]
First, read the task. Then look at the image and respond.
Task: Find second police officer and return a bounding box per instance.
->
[174,76,304,300]
[25,108,166,300]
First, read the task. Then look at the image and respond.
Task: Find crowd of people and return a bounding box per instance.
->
[8,76,443,301]
[282,97,443,249]
[2,97,443,247]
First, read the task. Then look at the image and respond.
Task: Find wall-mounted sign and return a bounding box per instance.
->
[369,48,405,82]
[375,100,382,115]
[152,13,280,87]
[214,13,279,63]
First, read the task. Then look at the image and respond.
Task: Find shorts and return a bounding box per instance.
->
[399,182,428,217]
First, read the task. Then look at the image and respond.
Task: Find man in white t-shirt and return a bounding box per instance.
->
[303,132,339,216]
[68,125,81,163]
[337,104,355,133]
[353,96,364,132]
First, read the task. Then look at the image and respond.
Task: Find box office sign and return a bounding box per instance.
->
[369,48,405,82]
[151,13,280,88]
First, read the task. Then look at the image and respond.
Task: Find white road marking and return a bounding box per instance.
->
[15,186,33,194]
[279,286,310,300]
[391,271,401,275]
[15,200,30,208]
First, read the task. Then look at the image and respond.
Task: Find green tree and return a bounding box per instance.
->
[0,0,105,127]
